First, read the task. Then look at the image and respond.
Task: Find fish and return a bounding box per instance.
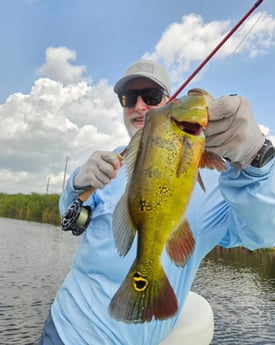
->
[109,89,226,323]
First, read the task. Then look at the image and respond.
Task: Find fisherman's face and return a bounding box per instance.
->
[121,78,168,137]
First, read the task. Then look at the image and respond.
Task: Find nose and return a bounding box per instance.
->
[134,95,149,113]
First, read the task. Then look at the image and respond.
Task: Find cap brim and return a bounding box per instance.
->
[114,73,167,94]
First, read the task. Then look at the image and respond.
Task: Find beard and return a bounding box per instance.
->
[123,113,144,138]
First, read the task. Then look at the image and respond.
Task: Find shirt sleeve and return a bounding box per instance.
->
[58,145,126,216]
[218,158,275,249]
[58,168,97,216]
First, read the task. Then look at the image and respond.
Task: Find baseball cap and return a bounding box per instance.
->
[114,59,171,96]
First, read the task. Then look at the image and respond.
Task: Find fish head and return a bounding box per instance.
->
[169,89,213,140]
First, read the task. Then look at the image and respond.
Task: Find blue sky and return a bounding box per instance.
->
[0,0,275,193]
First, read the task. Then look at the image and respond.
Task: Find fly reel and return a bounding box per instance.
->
[61,198,92,236]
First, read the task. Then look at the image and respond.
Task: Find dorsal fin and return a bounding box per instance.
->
[124,129,143,182]
[112,191,137,256]
[112,129,143,256]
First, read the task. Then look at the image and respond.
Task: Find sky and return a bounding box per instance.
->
[0,0,275,194]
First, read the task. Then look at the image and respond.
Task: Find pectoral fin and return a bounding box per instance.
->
[166,220,195,266]
[176,137,193,177]
[197,171,206,192]
[199,150,226,171]
[197,150,226,191]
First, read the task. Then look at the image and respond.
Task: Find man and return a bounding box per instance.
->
[39,59,275,345]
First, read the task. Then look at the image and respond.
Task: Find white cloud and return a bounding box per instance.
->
[1,68,273,195]
[38,47,89,85]
[143,12,275,84]
[259,124,275,146]
[0,59,129,194]
[2,8,275,195]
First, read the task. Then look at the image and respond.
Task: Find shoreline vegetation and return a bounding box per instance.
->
[0,192,60,225]
[0,192,274,252]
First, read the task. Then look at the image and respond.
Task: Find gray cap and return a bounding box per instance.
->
[114,59,171,95]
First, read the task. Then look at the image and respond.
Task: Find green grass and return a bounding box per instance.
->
[0,192,60,225]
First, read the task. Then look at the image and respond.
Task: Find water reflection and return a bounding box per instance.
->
[193,247,275,345]
[0,218,274,344]
[207,246,275,284]
[0,218,80,345]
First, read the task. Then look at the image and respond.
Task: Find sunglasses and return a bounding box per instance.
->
[118,88,167,108]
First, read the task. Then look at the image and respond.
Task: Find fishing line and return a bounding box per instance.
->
[203,11,265,77]
[167,0,265,102]
[230,11,265,56]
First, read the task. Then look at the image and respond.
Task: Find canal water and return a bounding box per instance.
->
[0,218,274,344]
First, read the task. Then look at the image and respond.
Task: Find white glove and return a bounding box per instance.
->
[205,94,265,169]
[74,151,122,189]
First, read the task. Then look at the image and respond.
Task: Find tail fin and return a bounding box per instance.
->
[108,263,178,323]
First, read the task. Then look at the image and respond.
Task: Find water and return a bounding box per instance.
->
[0,218,80,345]
[193,248,275,344]
[0,218,274,344]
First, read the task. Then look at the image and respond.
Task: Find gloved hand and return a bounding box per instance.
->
[74,151,123,190]
[205,94,265,169]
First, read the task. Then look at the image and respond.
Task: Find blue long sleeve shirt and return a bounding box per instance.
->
[52,148,275,345]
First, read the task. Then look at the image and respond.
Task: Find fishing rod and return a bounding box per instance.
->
[60,0,265,236]
[168,0,264,102]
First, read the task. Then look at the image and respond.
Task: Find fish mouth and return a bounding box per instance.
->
[173,119,204,136]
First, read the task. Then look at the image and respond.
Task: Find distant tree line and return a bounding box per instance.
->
[0,193,60,225]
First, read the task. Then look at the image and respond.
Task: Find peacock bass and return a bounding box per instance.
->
[109,89,226,323]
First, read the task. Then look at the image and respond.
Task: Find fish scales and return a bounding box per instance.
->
[109,89,226,323]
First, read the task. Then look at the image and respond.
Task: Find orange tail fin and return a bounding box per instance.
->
[109,262,178,323]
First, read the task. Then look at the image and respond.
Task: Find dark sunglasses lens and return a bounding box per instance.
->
[118,88,164,107]
[141,89,163,106]
[119,90,137,107]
